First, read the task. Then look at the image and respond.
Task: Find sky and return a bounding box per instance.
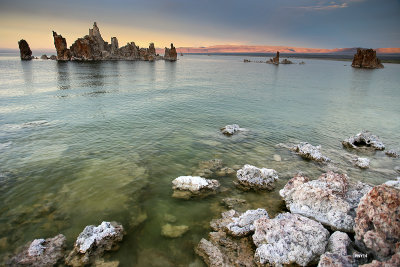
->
[0,0,399,51]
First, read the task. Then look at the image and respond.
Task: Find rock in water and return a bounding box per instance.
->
[161,224,189,238]
[8,234,66,267]
[53,31,71,60]
[220,124,241,136]
[279,172,372,232]
[171,176,220,199]
[253,213,330,266]
[280,58,293,64]
[384,177,400,190]
[351,48,384,69]
[66,221,124,266]
[291,142,330,162]
[195,230,255,267]
[40,54,48,60]
[386,149,399,158]
[236,164,278,191]
[354,184,400,261]
[164,43,177,61]
[18,39,33,60]
[342,131,385,150]
[354,157,370,169]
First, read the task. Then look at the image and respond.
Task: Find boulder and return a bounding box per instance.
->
[253,213,330,266]
[384,177,400,190]
[318,253,355,267]
[220,124,241,136]
[65,221,124,266]
[171,176,220,199]
[40,54,48,60]
[161,224,189,238]
[354,184,400,261]
[18,39,33,60]
[221,197,247,210]
[386,149,399,158]
[354,157,370,169]
[318,232,359,267]
[351,48,384,69]
[280,172,372,232]
[53,31,71,60]
[164,43,177,61]
[195,231,255,267]
[342,131,385,150]
[210,209,269,237]
[49,55,57,60]
[291,142,330,162]
[236,164,278,191]
[361,249,400,267]
[7,234,66,267]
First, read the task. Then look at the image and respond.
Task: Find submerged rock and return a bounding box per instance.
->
[172,176,220,199]
[164,43,177,61]
[221,197,247,210]
[342,131,385,150]
[195,230,255,267]
[66,221,124,266]
[386,149,399,158]
[280,172,372,232]
[354,157,370,169]
[8,234,66,267]
[291,142,330,162]
[236,164,278,191]
[220,124,242,136]
[351,48,384,69]
[253,213,330,266]
[355,184,400,261]
[161,224,189,238]
[18,39,33,60]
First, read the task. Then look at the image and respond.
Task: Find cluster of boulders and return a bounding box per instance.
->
[40,54,57,60]
[7,221,124,267]
[195,174,400,266]
[51,22,177,62]
[352,48,384,69]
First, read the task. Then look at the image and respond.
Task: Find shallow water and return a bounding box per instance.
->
[0,54,399,266]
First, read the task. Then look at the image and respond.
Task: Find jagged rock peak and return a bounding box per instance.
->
[18,39,33,60]
[164,43,177,61]
[52,31,71,61]
[351,48,384,69]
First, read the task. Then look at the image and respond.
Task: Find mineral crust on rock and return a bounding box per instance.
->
[351,48,384,69]
[171,176,220,199]
[291,142,331,162]
[8,234,66,267]
[18,39,33,60]
[253,213,330,266]
[66,221,124,266]
[342,131,385,150]
[220,124,242,136]
[280,171,372,232]
[164,43,177,61]
[354,184,400,261]
[236,164,278,191]
[386,149,399,158]
[354,157,370,169]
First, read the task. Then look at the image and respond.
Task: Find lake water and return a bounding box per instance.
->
[0,54,399,266]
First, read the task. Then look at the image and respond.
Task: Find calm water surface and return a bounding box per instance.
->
[0,54,399,266]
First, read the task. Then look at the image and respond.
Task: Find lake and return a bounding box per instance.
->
[0,54,399,266]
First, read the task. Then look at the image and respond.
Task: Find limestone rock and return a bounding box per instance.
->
[327,231,352,256]
[171,176,220,199]
[195,230,255,267]
[161,224,189,238]
[351,48,384,69]
[318,232,357,267]
[164,43,177,61]
[53,31,71,60]
[40,54,48,60]
[49,55,57,60]
[354,184,400,261]
[8,234,66,267]
[386,149,399,158]
[236,164,278,191]
[220,124,242,136]
[318,253,355,267]
[342,131,385,150]
[291,142,331,162]
[384,177,400,190]
[268,51,279,64]
[221,197,247,210]
[253,213,330,266]
[361,249,400,267]
[354,157,370,169]
[281,58,293,64]
[225,208,269,237]
[18,39,33,60]
[66,221,124,266]
[279,171,372,232]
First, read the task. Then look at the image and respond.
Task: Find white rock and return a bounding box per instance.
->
[342,131,385,150]
[220,124,242,135]
[236,164,278,191]
[172,176,220,192]
[354,157,370,169]
[225,209,269,237]
[253,213,330,266]
[76,221,122,253]
[27,239,46,256]
[291,142,330,162]
[384,177,400,190]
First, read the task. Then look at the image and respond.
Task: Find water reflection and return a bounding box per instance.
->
[20,61,34,93]
[350,68,374,97]
[165,60,176,85]
[56,62,71,90]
